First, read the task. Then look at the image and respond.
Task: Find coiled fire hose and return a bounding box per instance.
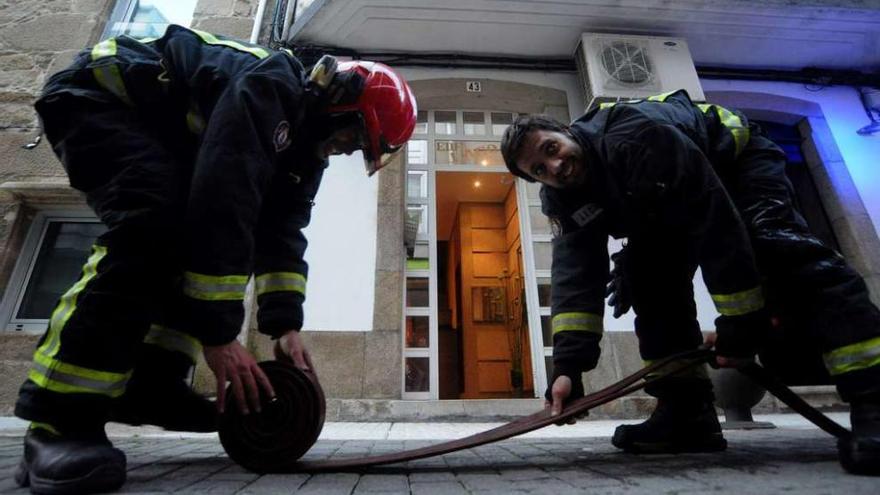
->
[218,346,850,473]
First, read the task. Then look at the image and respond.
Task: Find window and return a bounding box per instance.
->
[1,212,105,333]
[522,180,554,383]
[491,112,514,136]
[407,140,428,165]
[103,0,198,39]
[463,112,486,135]
[414,111,428,135]
[434,111,457,135]
[434,141,503,167]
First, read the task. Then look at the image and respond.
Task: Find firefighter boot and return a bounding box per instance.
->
[14,425,126,495]
[838,398,880,475]
[111,345,217,432]
[612,378,726,454]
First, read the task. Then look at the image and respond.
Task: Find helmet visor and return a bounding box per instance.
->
[363,137,403,176]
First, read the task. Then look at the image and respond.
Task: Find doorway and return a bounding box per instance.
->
[435,171,534,399]
[403,108,549,400]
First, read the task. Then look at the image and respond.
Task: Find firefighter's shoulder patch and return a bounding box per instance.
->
[273,120,291,152]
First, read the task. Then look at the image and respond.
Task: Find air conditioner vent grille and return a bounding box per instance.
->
[600,41,653,85]
[575,33,704,110]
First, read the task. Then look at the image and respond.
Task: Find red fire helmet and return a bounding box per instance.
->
[325,61,417,176]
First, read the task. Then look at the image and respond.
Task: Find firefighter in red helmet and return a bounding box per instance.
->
[14,25,416,494]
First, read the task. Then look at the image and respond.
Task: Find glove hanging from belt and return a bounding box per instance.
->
[606,245,632,319]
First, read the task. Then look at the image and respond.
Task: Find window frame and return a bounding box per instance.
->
[102,0,143,39]
[101,0,198,40]
[0,210,100,334]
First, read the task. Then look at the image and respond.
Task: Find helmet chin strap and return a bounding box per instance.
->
[309,112,366,160]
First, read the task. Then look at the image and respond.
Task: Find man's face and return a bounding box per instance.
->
[514,129,586,189]
[316,125,366,160]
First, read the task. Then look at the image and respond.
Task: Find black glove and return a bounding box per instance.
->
[714,307,773,359]
[606,247,631,319]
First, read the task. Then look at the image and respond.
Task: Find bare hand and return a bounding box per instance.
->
[275,330,313,371]
[704,332,755,368]
[544,376,579,425]
[203,340,275,415]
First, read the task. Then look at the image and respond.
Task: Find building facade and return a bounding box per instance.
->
[1,0,879,420]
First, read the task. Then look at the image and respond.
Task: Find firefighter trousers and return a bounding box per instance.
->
[624,129,880,402]
[725,132,880,401]
[15,87,201,430]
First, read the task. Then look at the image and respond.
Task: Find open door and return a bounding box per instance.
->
[436,171,534,399]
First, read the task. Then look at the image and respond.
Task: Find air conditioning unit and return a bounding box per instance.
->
[575,33,705,111]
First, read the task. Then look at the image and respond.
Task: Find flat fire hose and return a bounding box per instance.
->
[218,347,850,473]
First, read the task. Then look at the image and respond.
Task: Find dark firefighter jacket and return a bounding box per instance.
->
[543,90,766,380]
[40,25,325,346]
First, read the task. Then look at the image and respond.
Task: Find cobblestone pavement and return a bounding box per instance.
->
[0,426,876,494]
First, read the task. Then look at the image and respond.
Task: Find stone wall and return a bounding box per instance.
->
[0,0,260,414]
[0,0,269,290]
[192,0,258,41]
[0,0,113,184]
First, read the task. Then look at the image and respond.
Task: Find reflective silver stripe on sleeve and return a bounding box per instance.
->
[183,272,249,301]
[711,286,765,316]
[255,272,306,296]
[551,312,603,335]
[823,336,880,376]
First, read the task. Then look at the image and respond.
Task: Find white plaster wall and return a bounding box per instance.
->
[302,152,378,331]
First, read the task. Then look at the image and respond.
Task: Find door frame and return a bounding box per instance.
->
[402,109,548,399]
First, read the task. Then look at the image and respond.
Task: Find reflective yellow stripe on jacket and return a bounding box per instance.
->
[255,272,306,297]
[697,103,749,157]
[599,92,750,157]
[823,336,880,376]
[711,286,765,316]
[190,29,269,59]
[183,272,249,301]
[90,38,132,105]
[551,312,603,335]
[144,324,202,363]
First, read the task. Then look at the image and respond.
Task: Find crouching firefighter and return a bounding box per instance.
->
[500,90,880,476]
[14,25,417,494]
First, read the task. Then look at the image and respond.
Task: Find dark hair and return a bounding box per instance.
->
[500,114,569,182]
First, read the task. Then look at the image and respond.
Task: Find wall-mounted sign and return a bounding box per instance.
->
[466,81,482,92]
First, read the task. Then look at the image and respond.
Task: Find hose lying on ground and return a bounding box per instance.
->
[218,347,849,473]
